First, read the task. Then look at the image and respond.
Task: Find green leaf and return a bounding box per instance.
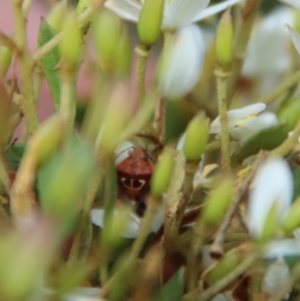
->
[5,143,26,170]
[232,124,289,165]
[293,167,300,200]
[153,268,184,301]
[38,19,61,110]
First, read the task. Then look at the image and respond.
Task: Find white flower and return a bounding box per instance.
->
[105,0,243,98]
[105,0,243,30]
[242,8,292,76]
[248,158,293,239]
[114,141,135,165]
[44,287,105,301]
[261,257,290,297]
[91,207,164,239]
[210,103,278,144]
[158,25,205,98]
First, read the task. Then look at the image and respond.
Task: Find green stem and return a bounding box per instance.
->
[135,44,150,103]
[12,0,39,134]
[210,152,266,258]
[199,250,261,301]
[129,196,161,260]
[227,0,263,104]
[257,69,300,105]
[60,69,76,130]
[67,172,102,267]
[270,116,300,157]
[215,68,231,174]
[205,140,221,152]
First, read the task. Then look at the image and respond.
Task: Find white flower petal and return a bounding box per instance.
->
[279,0,300,10]
[248,158,293,238]
[262,257,290,296]
[192,0,244,22]
[176,133,186,151]
[114,141,135,165]
[162,0,210,29]
[91,207,164,238]
[210,103,266,134]
[287,24,300,56]
[91,209,141,239]
[243,8,291,76]
[150,205,165,232]
[104,0,140,22]
[158,24,206,99]
[62,288,104,301]
[230,112,278,144]
[264,239,300,258]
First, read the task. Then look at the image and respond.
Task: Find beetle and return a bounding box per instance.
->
[116,146,155,216]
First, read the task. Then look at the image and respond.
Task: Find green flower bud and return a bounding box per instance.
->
[76,0,93,15]
[99,84,131,151]
[92,9,131,75]
[38,139,96,222]
[0,45,12,79]
[183,113,209,161]
[101,206,132,249]
[201,179,234,226]
[282,198,300,233]
[138,0,164,47]
[47,1,67,32]
[215,10,233,67]
[277,97,300,131]
[59,12,82,64]
[205,251,243,286]
[151,149,174,196]
[31,114,67,166]
[114,31,132,76]
[295,11,300,33]
[259,204,278,243]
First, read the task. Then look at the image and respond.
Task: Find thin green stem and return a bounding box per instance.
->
[205,140,221,152]
[67,172,102,267]
[199,250,261,301]
[32,33,61,64]
[60,70,76,130]
[210,152,266,258]
[129,196,161,260]
[257,69,300,105]
[135,44,150,103]
[270,117,300,157]
[227,0,263,104]
[215,68,231,174]
[12,0,39,134]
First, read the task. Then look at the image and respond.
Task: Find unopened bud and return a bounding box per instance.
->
[183,113,209,161]
[38,139,96,221]
[282,198,300,233]
[76,0,93,15]
[31,114,67,166]
[151,149,174,196]
[59,12,82,64]
[92,9,131,75]
[138,0,164,47]
[259,204,278,242]
[295,11,300,33]
[205,250,243,286]
[215,10,233,67]
[0,45,12,79]
[47,1,67,32]
[201,179,234,226]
